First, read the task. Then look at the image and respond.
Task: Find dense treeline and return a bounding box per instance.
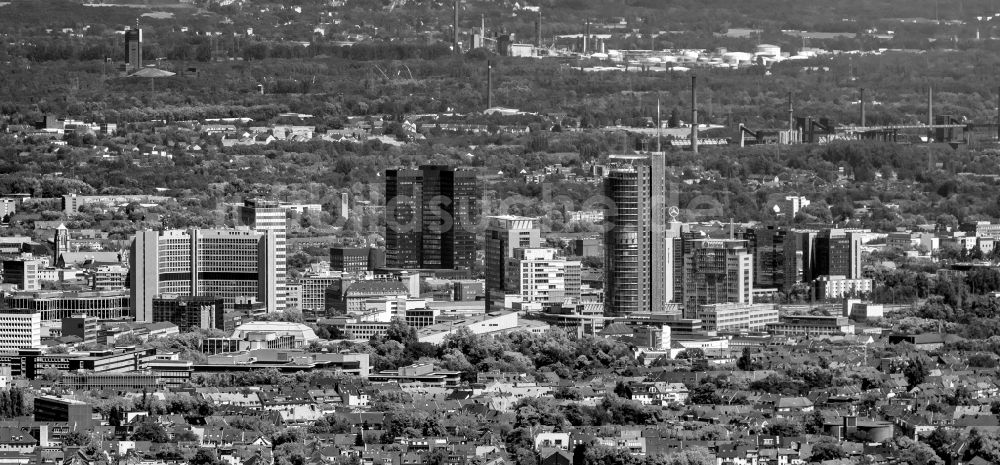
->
[353,320,640,380]
[7,127,1000,233]
[11,37,454,64]
[0,388,30,419]
[4,48,1000,129]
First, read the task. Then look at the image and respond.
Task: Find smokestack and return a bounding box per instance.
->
[928,86,933,142]
[535,11,542,48]
[583,20,589,53]
[691,75,698,154]
[787,91,794,132]
[860,87,866,128]
[453,0,459,53]
[657,97,661,153]
[487,61,493,109]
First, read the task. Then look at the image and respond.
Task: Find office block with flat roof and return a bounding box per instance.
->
[385,166,479,270]
[130,229,278,322]
[485,216,540,310]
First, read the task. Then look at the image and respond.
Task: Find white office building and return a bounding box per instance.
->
[0,311,41,349]
[240,199,287,312]
[505,248,581,307]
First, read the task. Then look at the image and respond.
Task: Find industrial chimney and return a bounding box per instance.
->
[487,61,493,109]
[860,87,866,128]
[928,86,933,142]
[535,11,542,48]
[691,75,698,154]
[787,91,794,132]
[453,0,459,53]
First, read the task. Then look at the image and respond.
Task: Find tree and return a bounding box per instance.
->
[62,430,91,447]
[765,418,804,437]
[895,437,944,465]
[805,409,826,434]
[936,213,959,231]
[37,368,63,382]
[676,348,704,360]
[582,445,635,465]
[809,438,845,462]
[967,429,1000,463]
[926,428,962,462]
[513,447,538,465]
[384,318,417,346]
[424,448,450,465]
[736,347,755,371]
[130,417,169,443]
[688,383,720,405]
[905,356,930,388]
[613,381,632,399]
[661,446,715,465]
[274,442,307,465]
[859,391,881,415]
[191,449,221,465]
[175,429,199,442]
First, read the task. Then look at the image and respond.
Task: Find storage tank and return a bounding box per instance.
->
[756,44,781,56]
[722,52,754,64]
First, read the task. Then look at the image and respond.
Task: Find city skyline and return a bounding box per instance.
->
[2,1,1000,462]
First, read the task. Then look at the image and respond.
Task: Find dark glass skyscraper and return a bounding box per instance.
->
[749,226,789,290]
[385,168,423,269]
[385,165,479,270]
[814,228,861,279]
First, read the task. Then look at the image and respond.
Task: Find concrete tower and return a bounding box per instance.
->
[53,223,69,265]
[125,26,142,73]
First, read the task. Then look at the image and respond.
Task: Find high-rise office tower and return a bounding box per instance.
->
[130,229,277,323]
[240,199,287,312]
[682,239,753,312]
[422,166,478,269]
[749,226,789,290]
[782,230,816,290]
[125,27,142,73]
[485,216,541,310]
[385,168,422,269]
[604,155,666,316]
[665,218,685,304]
[385,165,479,270]
[814,228,862,279]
